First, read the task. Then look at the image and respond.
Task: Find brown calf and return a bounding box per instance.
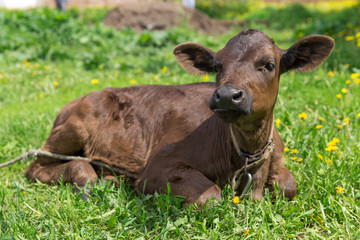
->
[135,29,334,205]
[25,29,334,205]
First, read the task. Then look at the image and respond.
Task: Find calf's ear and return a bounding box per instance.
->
[174,43,218,75]
[280,35,335,73]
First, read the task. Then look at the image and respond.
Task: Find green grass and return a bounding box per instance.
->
[1,4,360,239]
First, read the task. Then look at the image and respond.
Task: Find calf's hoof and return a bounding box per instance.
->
[72,185,93,201]
[100,176,120,188]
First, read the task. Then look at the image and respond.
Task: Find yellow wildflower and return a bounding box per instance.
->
[91,79,99,85]
[315,125,323,129]
[297,158,303,162]
[288,94,293,99]
[325,146,338,152]
[318,154,324,160]
[298,112,308,120]
[57,222,60,225]
[327,71,334,77]
[280,219,286,226]
[325,159,332,164]
[336,94,342,99]
[130,79,137,84]
[319,117,324,121]
[326,138,340,152]
[232,196,239,204]
[350,73,359,79]
[24,60,30,67]
[291,149,298,154]
[335,187,344,194]
[343,118,350,126]
[341,88,348,94]
[43,65,49,70]
[317,216,324,224]
[345,36,355,41]
[346,80,351,84]
[356,32,360,38]
[291,157,297,161]
[354,78,360,84]
[160,66,168,73]
[284,147,290,152]
[244,229,250,234]
[153,76,159,82]
[275,119,281,127]
[53,81,59,86]
[357,113,360,117]
[203,75,209,82]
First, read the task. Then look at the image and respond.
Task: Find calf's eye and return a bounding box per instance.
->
[264,62,275,71]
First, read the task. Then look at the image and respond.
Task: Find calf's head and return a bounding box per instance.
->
[174,29,334,129]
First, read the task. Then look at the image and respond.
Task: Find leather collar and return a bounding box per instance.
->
[230,120,275,198]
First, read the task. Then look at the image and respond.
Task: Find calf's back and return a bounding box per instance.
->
[43,82,215,174]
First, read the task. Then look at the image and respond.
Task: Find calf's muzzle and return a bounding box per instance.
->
[209,85,253,122]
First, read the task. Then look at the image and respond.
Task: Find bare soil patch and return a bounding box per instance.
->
[102,1,243,34]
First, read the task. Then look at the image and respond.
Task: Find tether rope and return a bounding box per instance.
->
[0,149,138,179]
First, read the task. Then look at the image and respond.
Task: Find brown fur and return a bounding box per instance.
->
[25,29,334,205]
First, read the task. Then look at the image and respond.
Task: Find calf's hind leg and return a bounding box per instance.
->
[25,158,98,188]
[25,109,98,189]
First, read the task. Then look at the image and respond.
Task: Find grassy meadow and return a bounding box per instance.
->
[1,2,360,239]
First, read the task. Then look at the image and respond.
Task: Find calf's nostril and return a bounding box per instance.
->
[232,91,243,102]
[214,92,220,101]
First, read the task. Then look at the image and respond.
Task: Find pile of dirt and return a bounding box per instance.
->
[103,2,242,35]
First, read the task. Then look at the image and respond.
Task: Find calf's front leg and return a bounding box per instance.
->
[249,156,271,201]
[265,130,296,200]
[266,164,296,200]
[136,166,222,207]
